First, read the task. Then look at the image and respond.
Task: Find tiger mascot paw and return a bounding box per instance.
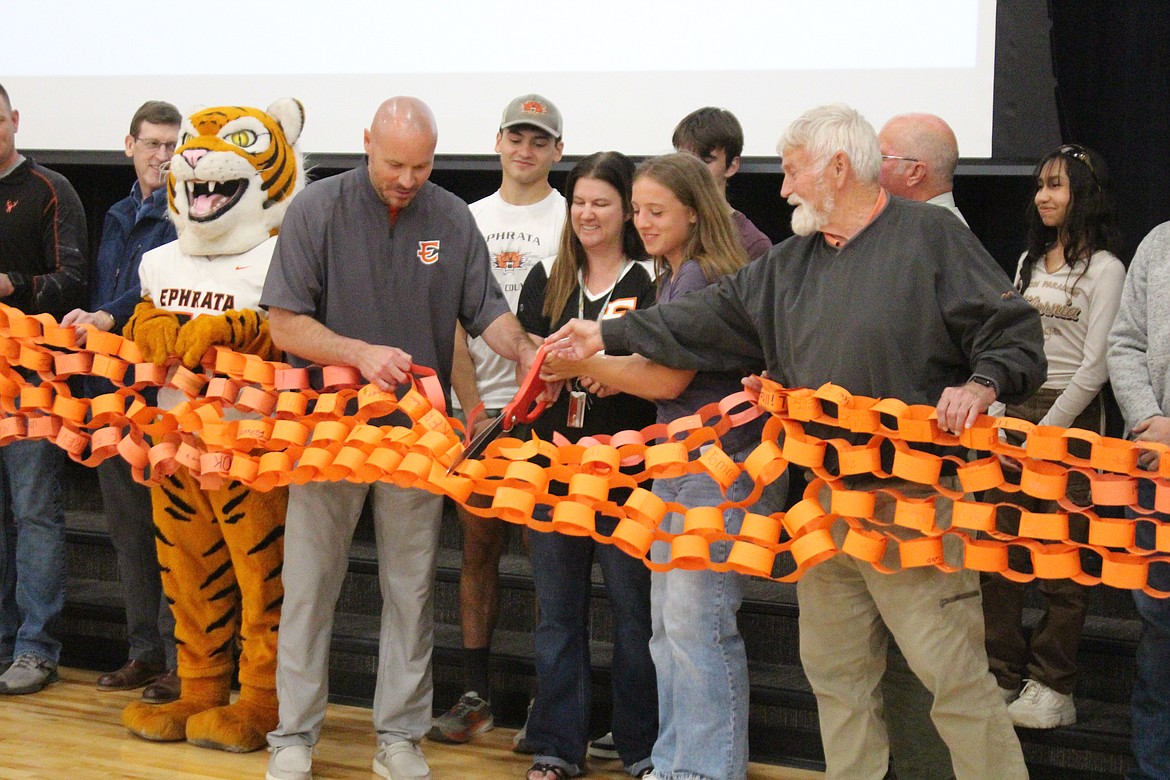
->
[122,675,231,743]
[123,299,181,365]
[173,308,276,368]
[185,685,279,753]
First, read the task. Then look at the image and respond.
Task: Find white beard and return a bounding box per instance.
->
[788,172,836,236]
[789,193,833,236]
[790,201,823,236]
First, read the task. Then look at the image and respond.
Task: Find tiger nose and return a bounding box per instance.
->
[182,148,208,169]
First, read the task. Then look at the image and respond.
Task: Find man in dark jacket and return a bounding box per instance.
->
[0,82,88,695]
[62,100,182,703]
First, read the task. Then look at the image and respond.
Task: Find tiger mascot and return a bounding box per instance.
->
[120,99,305,753]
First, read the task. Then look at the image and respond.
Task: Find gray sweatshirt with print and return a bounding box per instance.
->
[1108,221,1170,429]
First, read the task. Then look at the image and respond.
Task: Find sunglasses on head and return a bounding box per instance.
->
[1058,144,1097,179]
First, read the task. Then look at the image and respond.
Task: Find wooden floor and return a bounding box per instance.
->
[0,668,823,779]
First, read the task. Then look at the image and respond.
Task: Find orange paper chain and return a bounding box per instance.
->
[2,303,1169,595]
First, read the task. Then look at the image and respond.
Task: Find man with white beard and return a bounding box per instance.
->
[546,103,1044,780]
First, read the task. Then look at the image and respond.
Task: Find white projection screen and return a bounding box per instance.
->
[6,0,997,159]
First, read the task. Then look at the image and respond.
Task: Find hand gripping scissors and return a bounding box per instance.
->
[446,344,549,475]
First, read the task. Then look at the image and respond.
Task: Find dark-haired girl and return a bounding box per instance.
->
[983,143,1125,729]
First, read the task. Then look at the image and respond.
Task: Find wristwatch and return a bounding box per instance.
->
[966,374,999,396]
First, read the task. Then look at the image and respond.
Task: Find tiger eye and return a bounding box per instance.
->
[227,130,258,148]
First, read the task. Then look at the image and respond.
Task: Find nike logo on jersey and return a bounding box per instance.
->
[235,265,251,271]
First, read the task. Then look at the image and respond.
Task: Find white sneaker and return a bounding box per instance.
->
[512,697,536,754]
[266,744,312,780]
[588,731,619,760]
[1007,678,1076,728]
[373,740,431,780]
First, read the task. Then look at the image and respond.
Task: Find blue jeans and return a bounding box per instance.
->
[527,512,657,776]
[0,439,66,664]
[649,447,786,780]
[1127,478,1170,780]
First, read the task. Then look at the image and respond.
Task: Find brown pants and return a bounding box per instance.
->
[982,389,1101,694]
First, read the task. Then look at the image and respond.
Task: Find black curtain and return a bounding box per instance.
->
[1049,1,1170,261]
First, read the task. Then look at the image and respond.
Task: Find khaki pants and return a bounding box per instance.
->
[269,481,443,748]
[798,478,1027,780]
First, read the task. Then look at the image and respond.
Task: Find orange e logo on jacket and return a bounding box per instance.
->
[417,240,440,265]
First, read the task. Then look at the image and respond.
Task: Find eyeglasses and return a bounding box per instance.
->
[1058,144,1096,177]
[135,137,177,154]
[881,154,920,163]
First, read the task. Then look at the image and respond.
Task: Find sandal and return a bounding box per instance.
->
[526,762,570,780]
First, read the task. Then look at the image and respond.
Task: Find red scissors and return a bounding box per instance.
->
[447,344,549,474]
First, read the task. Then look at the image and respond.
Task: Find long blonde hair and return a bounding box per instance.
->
[635,152,748,285]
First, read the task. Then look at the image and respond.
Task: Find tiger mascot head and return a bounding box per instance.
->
[168,98,305,256]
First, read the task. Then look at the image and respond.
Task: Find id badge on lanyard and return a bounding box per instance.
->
[566,388,587,428]
[565,261,629,429]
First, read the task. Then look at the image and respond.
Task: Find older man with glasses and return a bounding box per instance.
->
[62,100,184,703]
[871,110,970,780]
[878,112,966,226]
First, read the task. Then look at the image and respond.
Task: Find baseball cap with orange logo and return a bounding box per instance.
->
[500,94,563,140]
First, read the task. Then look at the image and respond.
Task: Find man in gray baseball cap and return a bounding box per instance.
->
[499,93,563,140]
[432,92,565,749]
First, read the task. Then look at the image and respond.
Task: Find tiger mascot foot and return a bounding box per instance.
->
[122,676,232,742]
[185,685,279,753]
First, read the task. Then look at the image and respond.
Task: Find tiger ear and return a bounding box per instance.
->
[267,98,305,147]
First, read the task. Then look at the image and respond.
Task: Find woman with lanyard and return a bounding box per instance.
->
[516,151,658,780]
[542,152,780,780]
[982,143,1125,729]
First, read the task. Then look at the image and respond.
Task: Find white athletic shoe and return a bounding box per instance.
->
[266,744,312,780]
[1007,678,1076,728]
[373,740,431,780]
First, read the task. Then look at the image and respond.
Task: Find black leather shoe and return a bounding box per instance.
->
[96,659,165,691]
[141,669,180,703]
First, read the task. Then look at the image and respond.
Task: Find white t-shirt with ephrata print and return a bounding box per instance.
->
[459,188,565,410]
[138,236,275,411]
[140,237,274,319]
